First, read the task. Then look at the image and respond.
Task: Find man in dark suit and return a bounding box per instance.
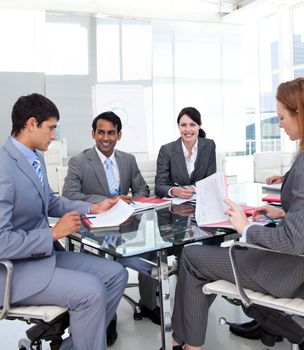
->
[0,93,128,350]
[62,112,161,334]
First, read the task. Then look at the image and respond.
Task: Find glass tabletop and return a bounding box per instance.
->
[72,183,275,258]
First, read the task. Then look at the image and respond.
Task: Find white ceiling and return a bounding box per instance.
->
[0,0,260,22]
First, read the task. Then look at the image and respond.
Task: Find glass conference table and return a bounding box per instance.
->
[66,183,273,350]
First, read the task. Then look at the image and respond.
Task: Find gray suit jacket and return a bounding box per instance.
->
[62,147,149,203]
[0,138,90,306]
[243,151,304,297]
[155,137,216,198]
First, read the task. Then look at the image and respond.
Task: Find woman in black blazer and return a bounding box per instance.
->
[155,107,216,198]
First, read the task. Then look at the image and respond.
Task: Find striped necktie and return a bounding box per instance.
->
[32,155,44,185]
[104,158,119,196]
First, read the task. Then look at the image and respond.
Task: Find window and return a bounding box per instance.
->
[0,10,44,72]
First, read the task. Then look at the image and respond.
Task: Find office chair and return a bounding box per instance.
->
[0,260,69,350]
[203,242,304,350]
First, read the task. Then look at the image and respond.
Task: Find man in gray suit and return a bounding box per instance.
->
[62,111,149,203]
[62,112,161,326]
[0,94,128,350]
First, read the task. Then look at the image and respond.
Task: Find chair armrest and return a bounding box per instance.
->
[228,242,304,307]
[0,259,13,320]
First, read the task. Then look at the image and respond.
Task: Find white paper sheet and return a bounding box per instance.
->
[85,199,134,228]
[195,172,229,226]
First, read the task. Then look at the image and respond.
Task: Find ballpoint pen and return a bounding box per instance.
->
[81,216,96,220]
[174,182,196,194]
[259,210,277,225]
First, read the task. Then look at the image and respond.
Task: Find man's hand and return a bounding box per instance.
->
[266,175,284,184]
[51,211,81,241]
[252,205,285,221]
[91,197,119,213]
[171,186,195,199]
[224,198,250,234]
[117,195,133,204]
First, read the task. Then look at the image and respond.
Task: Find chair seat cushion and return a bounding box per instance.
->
[203,280,304,317]
[6,305,68,323]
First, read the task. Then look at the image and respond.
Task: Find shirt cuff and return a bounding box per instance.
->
[168,187,175,197]
[240,223,254,242]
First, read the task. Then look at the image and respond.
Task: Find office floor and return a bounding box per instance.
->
[0,270,292,350]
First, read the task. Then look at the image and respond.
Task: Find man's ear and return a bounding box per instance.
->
[117,131,122,141]
[91,130,95,139]
[26,117,37,131]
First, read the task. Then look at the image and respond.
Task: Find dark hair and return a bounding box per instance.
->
[92,111,122,133]
[177,107,206,138]
[11,93,60,136]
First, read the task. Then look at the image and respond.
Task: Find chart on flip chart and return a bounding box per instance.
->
[92,85,148,152]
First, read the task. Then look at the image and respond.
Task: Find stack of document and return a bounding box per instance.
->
[262,183,282,192]
[81,199,134,230]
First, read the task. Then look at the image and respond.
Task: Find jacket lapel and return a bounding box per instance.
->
[190,138,207,183]
[115,150,128,194]
[5,139,48,215]
[87,147,111,196]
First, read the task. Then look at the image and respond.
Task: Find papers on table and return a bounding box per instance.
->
[132,197,171,209]
[130,201,155,213]
[82,199,134,229]
[262,183,282,192]
[165,194,196,205]
[195,172,229,227]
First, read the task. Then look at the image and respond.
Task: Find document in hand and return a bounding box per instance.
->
[195,172,230,227]
[82,199,135,229]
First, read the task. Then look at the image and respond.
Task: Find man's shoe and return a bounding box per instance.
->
[229,319,283,342]
[141,304,161,325]
[106,317,118,346]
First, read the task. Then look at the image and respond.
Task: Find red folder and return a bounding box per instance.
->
[262,194,281,203]
[240,205,256,217]
[133,197,171,208]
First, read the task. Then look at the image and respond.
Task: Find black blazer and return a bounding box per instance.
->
[155,137,216,198]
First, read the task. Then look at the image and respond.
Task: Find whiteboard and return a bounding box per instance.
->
[92,85,148,153]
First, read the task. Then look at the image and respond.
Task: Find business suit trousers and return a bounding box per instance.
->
[17,251,128,350]
[171,245,270,347]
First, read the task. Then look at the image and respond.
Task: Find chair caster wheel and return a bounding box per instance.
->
[18,338,30,350]
[133,311,143,320]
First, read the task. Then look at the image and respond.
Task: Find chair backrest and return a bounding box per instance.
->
[136,159,157,196]
[253,151,293,183]
[56,166,68,196]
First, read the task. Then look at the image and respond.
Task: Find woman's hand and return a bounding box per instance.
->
[224,198,250,234]
[266,175,284,184]
[252,205,285,221]
[171,186,194,199]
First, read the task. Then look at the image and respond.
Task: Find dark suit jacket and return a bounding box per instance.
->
[62,147,149,203]
[155,137,216,198]
[242,151,304,298]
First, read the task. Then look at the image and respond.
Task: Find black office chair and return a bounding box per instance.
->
[0,260,69,350]
[203,242,304,350]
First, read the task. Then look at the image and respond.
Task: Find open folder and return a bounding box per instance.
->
[195,172,232,228]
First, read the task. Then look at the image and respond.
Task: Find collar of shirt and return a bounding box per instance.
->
[10,135,37,166]
[94,145,120,184]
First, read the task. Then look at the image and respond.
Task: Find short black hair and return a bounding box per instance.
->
[11,93,60,136]
[177,106,206,138]
[92,111,122,133]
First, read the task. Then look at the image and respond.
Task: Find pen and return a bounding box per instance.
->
[174,182,196,194]
[259,211,276,225]
[81,216,96,220]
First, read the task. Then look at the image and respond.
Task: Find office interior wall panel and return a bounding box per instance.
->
[0,72,45,144]
[45,75,95,157]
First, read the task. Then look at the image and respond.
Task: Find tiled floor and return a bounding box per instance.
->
[0,270,293,350]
